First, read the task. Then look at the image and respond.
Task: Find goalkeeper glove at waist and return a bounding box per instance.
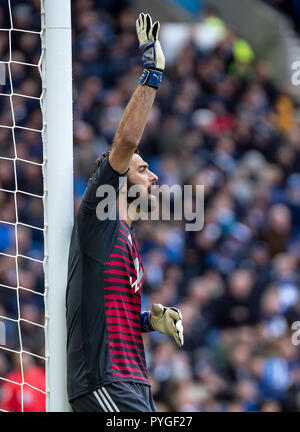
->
[140,303,184,347]
[136,13,165,89]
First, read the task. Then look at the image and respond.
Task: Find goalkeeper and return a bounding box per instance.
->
[66,13,184,412]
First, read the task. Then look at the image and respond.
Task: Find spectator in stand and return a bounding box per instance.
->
[0,352,45,412]
[262,0,300,34]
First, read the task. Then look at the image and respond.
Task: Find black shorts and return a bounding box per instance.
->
[70,382,157,412]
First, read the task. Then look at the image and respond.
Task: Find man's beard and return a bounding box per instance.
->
[126,177,156,214]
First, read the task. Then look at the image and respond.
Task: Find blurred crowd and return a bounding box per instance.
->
[262,0,300,33]
[0,0,300,412]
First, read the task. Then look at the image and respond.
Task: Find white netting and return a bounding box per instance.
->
[0,0,47,411]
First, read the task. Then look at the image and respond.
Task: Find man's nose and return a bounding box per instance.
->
[149,171,158,183]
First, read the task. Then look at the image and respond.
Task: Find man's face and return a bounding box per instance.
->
[126,154,158,211]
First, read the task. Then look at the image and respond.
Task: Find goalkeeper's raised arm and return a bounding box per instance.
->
[108,13,165,174]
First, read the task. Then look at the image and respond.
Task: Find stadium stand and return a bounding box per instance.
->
[0,0,300,411]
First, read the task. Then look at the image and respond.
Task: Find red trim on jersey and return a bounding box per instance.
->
[108,333,143,344]
[104,277,131,285]
[107,325,142,337]
[119,228,129,238]
[105,301,139,312]
[110,350,146,361]
[114,244,137,257]
[104,286,140,297]
[120,220,129,232]
[104,261,136,272]
[117,237,132,248]
[104,294,136,304]
[111,358,146,368]
[105,308,139,320]
[106,317,140,328]
[104,286,132,294]
[102,222,148,385]
[104,269,133,276]
[109,342,145,353]
[112,365,147,374]
[109,253,135,265]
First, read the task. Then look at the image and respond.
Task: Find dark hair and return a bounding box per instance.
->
[92,148,139,175]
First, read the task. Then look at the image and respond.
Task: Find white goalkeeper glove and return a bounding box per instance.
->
[136,12,165,89]
[150,304,184,348]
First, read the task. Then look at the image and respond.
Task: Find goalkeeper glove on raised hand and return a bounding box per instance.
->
[136,12,165,89]
[140,304,184,347]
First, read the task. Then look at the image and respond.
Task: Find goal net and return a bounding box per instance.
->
[0,0,73,412]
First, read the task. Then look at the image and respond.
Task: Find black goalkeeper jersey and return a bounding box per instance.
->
[66,157,150,402]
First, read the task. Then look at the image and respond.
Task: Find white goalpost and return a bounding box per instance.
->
[41,0,73,412]
[0,0,73,412]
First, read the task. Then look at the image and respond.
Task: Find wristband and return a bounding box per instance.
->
[139,68,163,89]
[140,311,154,332]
